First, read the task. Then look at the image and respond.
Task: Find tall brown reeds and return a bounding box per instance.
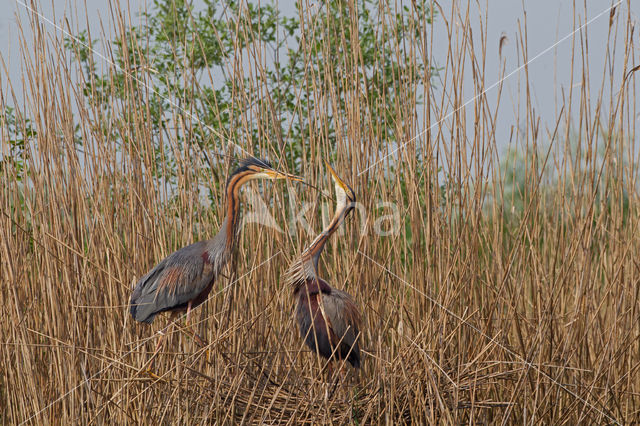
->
[1,0,639,423]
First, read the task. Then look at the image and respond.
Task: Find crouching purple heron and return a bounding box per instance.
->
[130,157,301,361]
[285,160,362,373]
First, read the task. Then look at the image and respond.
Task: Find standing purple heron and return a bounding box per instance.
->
[285,160,362,371]
[130,157,301,351]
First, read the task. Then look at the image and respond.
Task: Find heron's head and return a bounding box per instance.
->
[324,159,356,216]
[235,157,302,182]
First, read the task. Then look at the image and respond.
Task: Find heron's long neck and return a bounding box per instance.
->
[221,169,254,248]
[302,205,346,267]
[288,198,349,291]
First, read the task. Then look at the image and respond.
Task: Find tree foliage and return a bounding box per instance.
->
[65,0,434,183]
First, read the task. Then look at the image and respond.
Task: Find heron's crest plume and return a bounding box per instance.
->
[238,157,273,170]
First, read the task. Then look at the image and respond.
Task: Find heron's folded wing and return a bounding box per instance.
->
[130,241,215,322]
[321,289,362,361]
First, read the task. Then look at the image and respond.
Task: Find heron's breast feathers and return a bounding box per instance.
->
[284,257,317,291]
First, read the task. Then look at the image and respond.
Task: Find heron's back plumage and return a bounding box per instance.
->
[130,234,230,323]
[322,288,361,367]
[294,279,362,368]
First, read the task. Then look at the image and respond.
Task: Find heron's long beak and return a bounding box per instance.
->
[323,159,349,191]
[266,169,303,182]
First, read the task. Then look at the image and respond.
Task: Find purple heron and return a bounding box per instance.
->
[130,157,301,352]
[285,160,362,371]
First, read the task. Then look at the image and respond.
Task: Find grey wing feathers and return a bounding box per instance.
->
[130,241,214,323]
[323,289,362,366]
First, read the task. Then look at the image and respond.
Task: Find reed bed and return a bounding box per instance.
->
[1,0,639,423]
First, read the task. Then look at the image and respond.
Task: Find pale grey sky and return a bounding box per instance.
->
[2,0,638,159]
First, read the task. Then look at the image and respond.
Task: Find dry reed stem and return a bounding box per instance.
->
[1,0,639,424]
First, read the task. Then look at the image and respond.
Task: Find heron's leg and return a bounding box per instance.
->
[323,361,332,401]
[184,302,211,363]
[144,332,167,379]
[328,361,347,398]
[324,360,334,382]
[182,302,208,352]
[338,362,347,382]
[140,318,175,379]
[150,322,172,361]
[151,331,167,359]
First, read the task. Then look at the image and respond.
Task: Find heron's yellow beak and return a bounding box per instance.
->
[324,159,349,191]
[266,169,303,182]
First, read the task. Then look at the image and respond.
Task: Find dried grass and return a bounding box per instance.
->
[1,0,639,424]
